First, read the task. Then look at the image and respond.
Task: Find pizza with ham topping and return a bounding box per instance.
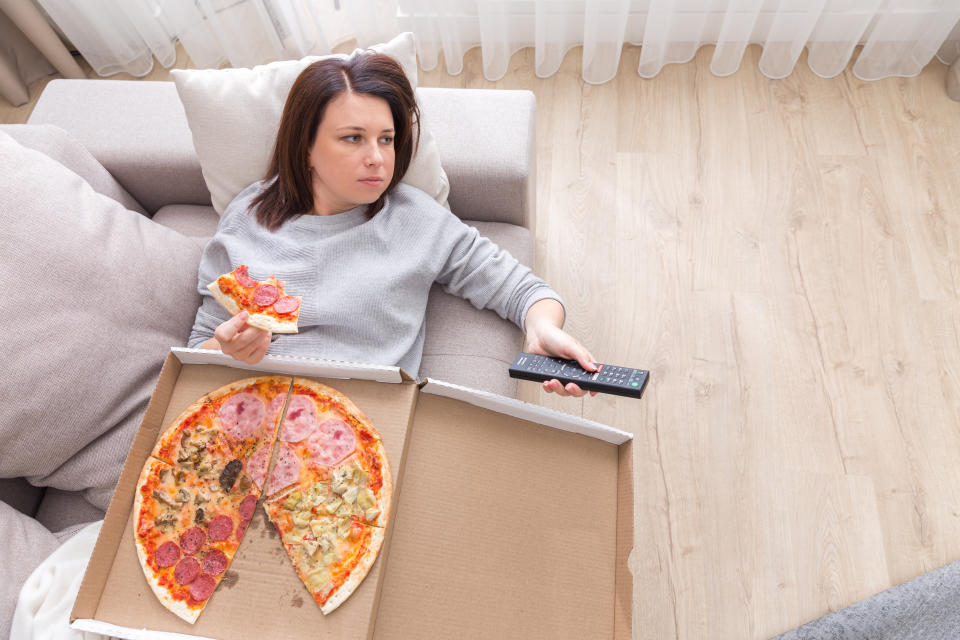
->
[134,376,392,623]
[262,378,392,613]
[206,264,301,333]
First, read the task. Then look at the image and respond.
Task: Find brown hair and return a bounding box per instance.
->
[252,53,419,231]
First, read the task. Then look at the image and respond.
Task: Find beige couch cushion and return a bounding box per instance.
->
[0,130,203,511]
[152,203,220,240]
[171,31,449,215]
[0,124,146,215]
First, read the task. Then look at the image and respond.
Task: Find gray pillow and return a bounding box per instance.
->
[0,130,203,510]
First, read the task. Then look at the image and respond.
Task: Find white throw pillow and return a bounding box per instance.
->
[171,32,449,215]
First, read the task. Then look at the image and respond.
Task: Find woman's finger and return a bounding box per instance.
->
[214,311,249,345]
[543,379,570,397]
[565,383,585,396]
[235,326,270,351]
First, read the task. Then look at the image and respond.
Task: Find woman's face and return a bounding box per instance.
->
[308,91,396,215]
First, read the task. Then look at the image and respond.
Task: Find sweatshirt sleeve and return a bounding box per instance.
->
[434,213,565,332]
[186,230,235,348]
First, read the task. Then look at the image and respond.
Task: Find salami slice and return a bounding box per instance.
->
[180,526,206,555]
[239,494,258,521]
[306,419,357,466]
[267,393,287,421]
[202,549,228,576]
[265,443,300,495]
[280,395,317,443]
[274,296,300,314]
[218,393,266,442]
[155,541,180,568]
[174,557,200,585]
[246,444,271,490]
[208,515,234,542]
[253,284,279,307]
[234,265,258,288]
[189,574,217,602]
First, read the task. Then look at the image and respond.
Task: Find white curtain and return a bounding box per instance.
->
[402,0,960,84]
[34,0,960,83]
[34,0,399,76]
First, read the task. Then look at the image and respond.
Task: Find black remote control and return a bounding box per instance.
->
[508,353,649,399]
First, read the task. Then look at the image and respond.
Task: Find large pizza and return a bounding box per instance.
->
[134,376,391,623]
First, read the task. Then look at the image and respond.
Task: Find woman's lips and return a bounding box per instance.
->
[359,177,383,186]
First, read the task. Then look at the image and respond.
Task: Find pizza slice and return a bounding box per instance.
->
[264,488,385,614]
[260,378,392,613]
[134,457,260,623]
[206,264,301,333]
[135,376,291,623]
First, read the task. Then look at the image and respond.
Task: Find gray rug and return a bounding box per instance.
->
[772,561,960,639]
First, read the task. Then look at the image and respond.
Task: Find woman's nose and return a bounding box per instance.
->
[364,142,383,166]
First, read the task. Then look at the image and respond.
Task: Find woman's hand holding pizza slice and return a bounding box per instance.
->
[213,311,272,365]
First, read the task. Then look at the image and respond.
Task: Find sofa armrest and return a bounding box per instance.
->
[27,79,211,214]
[417,88,535,231]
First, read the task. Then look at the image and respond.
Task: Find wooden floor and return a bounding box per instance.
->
[5,42,960,639]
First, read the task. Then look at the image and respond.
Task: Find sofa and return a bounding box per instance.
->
[0,78,538,636]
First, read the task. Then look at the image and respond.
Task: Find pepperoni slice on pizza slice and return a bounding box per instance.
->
[206,264,301,334]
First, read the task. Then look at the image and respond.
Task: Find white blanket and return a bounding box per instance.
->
[12,521,111,640]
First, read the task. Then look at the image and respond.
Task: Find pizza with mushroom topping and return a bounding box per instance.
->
[133,376,392,622]
[134,376,289,623]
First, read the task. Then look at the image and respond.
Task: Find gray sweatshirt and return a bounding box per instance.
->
[188,181,562,377]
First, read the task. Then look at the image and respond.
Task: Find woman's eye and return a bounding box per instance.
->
[380,136,394,144]
[344,135,360,143]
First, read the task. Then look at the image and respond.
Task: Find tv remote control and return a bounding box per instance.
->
[508,353,649,399]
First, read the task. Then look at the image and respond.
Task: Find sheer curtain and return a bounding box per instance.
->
[34,0,960,84]
[402,0,960,83]
[34,0,398,76]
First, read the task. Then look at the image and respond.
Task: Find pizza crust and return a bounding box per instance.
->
[245,311,299,334]
[150,393,211,463]
[205,281,241,316]
[370,438,392,529]
[205,281,299,334]
[133,459,202,624]
[320,525,386,615]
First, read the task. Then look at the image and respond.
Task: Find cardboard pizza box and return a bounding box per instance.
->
[70,348,635,639]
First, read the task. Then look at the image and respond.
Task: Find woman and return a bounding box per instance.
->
[188,52,595,398]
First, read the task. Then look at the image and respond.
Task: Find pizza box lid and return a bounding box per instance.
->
[71,350,635,639]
